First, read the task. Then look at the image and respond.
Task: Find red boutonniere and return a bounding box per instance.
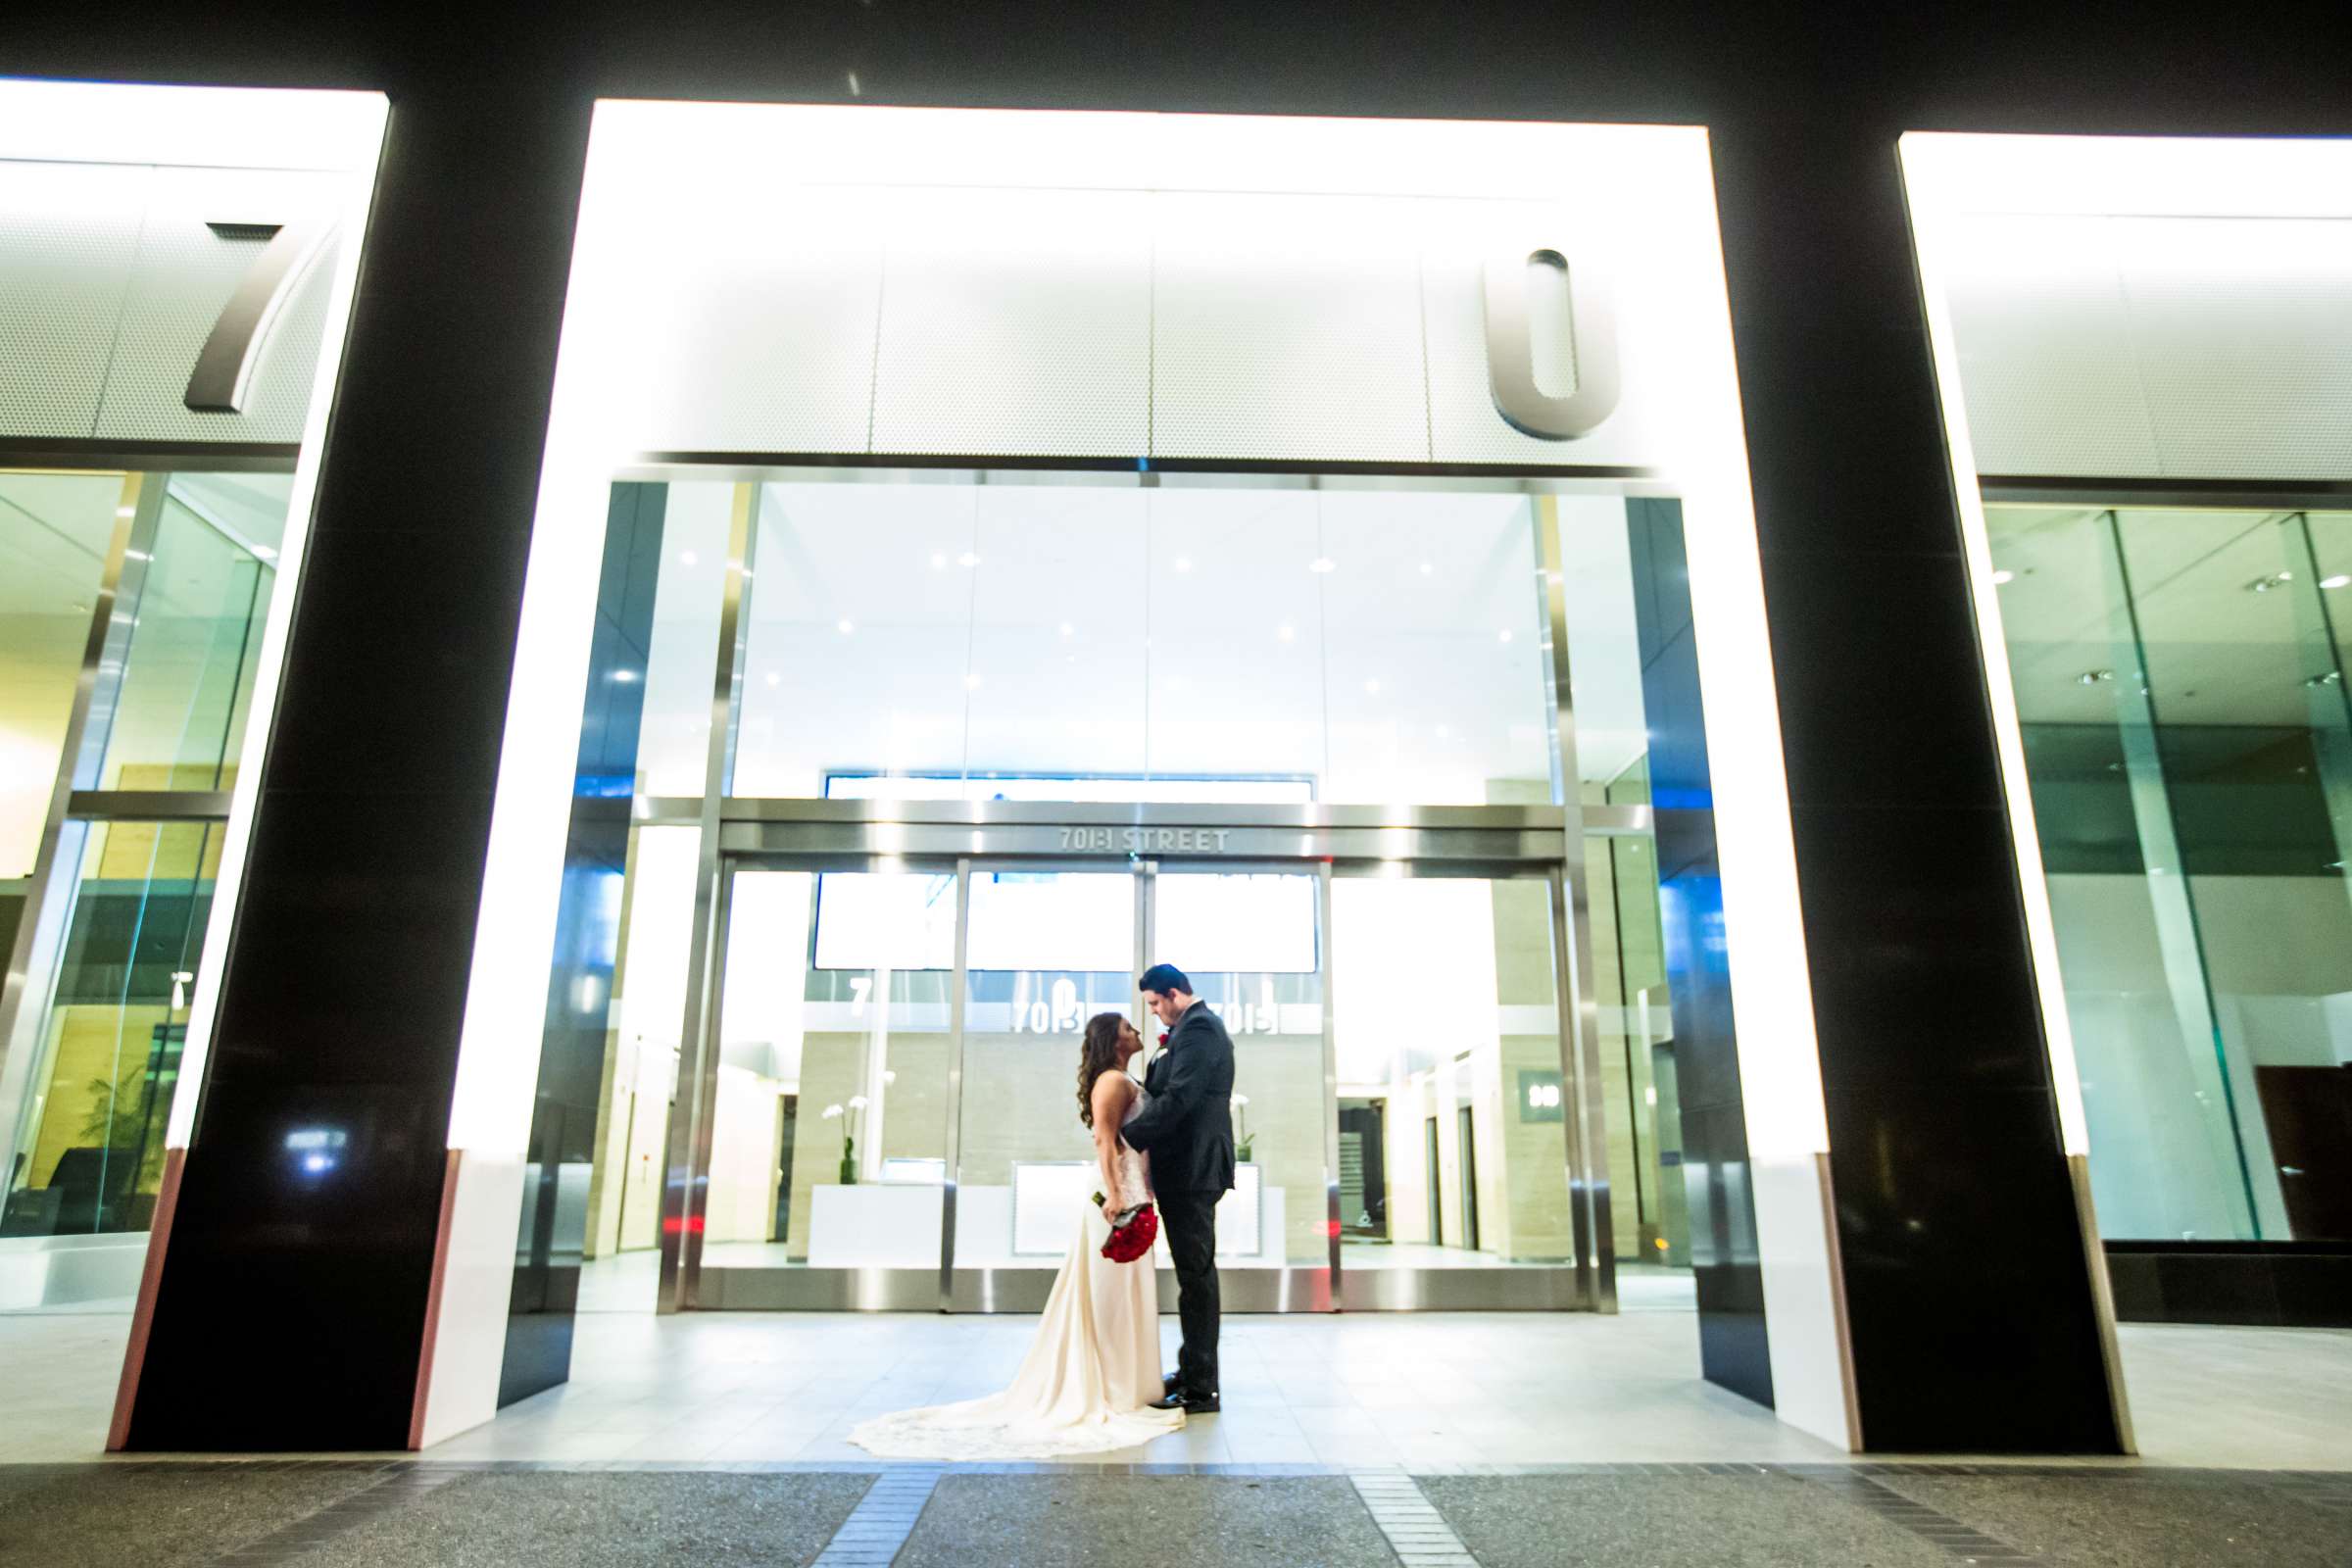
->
[1157,1032,1169,1047]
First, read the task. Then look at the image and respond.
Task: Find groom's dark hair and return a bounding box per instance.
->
[1139,962,1192,997]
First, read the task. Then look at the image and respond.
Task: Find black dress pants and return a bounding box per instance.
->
[1159,1188,1221,1396]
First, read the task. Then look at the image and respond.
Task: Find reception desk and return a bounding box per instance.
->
[804,1163,1277,1269]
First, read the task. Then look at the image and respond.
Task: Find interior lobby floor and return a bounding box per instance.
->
[5,1303,2348,1472]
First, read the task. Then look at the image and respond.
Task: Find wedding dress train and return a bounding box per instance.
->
[848,1093,1183,1460]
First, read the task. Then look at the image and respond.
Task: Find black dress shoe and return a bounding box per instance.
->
[1150,1389,1220,1414]
[1162,1371,1184,1396]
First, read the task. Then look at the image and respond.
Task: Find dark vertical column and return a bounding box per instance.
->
[1708,117,2121,1451]
[501,482,667,1406]
[125,87,593,1450]
[1628,498,1771,1409]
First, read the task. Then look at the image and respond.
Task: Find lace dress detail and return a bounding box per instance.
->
[849,1088,1180,1461]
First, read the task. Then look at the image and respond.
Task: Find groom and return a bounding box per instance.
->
[1120,962,1234,1415]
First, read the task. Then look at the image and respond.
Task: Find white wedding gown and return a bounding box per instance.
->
[849,1092,1184,1460]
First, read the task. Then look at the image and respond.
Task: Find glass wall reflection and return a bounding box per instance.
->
[568,474,1690,1310]
[1,468,287,1284]
[1989,505,2352,1241]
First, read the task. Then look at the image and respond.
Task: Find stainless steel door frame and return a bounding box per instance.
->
[672,809,1625,1314]
[656,481,760,1313]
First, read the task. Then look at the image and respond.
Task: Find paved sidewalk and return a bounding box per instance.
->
[3,1462,2347,1568]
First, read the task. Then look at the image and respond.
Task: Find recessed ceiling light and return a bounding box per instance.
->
[115,506,135,518]
[1309,557,1336,573]
[837,619,855,635]
[958,551,981,567]
[764,670,781,686]
[931,552,947,569]
[1277,623,1295,642]
[1363,678,1381,695]
[1990,569,2015,585]
[1419,562,1434,575]
[610,669,640,683]
[1059,621,1074,636]
[2323,574,2350,590]
[1175,557,1192,572]
[964,672,983,689]
[679,551,698,566]
[1498,629,1514,643]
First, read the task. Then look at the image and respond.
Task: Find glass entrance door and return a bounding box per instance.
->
[655,805,1602,1312]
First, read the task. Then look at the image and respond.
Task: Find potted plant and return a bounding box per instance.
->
[823,1095,869,1185]
[1233,1093,1253,1163]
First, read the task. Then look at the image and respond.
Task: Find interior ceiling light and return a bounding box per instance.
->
[2323,574,2350,590]
[1309,557,1336,573]
[930,553,947,569]
[2076,669,2115,685]
[2246,571,2294,593]
[1059,621,1074,636]
[679,551,698,566]
[837,619,855,635]
[1990,569,2016,585]
[1175,557,1192,572]
[1277,623,1295,641]
[1364,678,1381,695]
[958,551,981,567]
[1498,629,1514,643]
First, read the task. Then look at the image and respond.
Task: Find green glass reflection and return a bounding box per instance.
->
[93,475,287,791]
[1990,504,2352,1242]
[2,819,215,1238]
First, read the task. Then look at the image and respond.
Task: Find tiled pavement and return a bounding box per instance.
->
[7,1307,2351,1471]
[3,1461,2349,1567]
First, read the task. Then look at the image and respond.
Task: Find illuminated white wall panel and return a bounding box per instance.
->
[872,188,1152,457]
[454,103,1851,1446]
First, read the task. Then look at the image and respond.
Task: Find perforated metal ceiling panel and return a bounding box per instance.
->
[871,188,1151,458]
[1149,192,1430,464]
[92,166,340,446]
[2119,217,2352,481]
[1942,213,2352,480]
[626,188,883,457]
[0,161,149,440]
[1944,217,2164,477]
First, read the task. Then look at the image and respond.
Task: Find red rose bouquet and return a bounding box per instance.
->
[1092,1192,1159,1263]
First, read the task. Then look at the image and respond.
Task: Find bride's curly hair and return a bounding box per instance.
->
[1076,1011,1129,1128]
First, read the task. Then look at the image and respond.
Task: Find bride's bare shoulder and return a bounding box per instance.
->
[1089,1069,1137,1122]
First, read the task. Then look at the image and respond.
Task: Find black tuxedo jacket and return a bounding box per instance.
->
[1122,1000,1236,1194]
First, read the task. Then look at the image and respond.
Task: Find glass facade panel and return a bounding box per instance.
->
[955,871,1142,1271]
[1332,875,1574,1266]
[1157,872,1328,1268]
[728,477,1581,807]
[561,472,1688,1307]
[3,819,216,1241]
[93,476,286,790]
[1990,504,2352,1241]
[0,472,126,882]
[708,865,952,1271]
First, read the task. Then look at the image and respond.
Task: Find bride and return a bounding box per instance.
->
[849,1011,1185,1460]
